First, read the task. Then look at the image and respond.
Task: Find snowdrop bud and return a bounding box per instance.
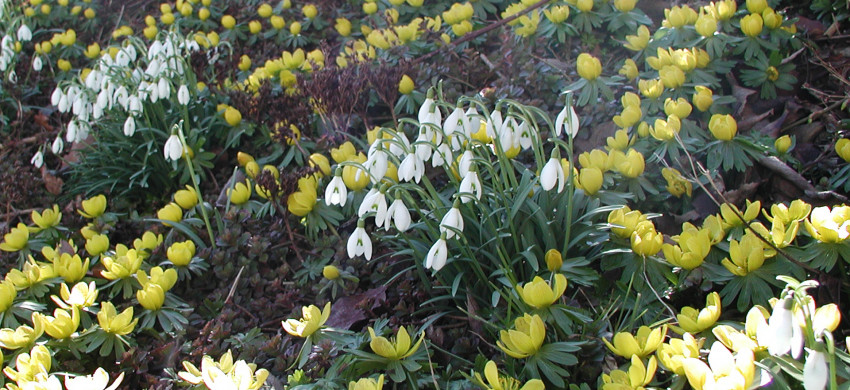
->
[123,116,136,137]
[8,70,16,83]
[767,295,795,356]
[163,133,184,161]
[31,151,44,168]
[459,150,474,177]
[51,137,63,154]
[157,78,170,98]
[32,56,42,71]
[50,88,63,106]
[66,121,78,142]
[803,346,828,390]
[177,84,189,105]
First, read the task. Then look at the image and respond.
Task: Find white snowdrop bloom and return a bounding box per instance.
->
[554,104,579,138]
[398,152,424,183]
[443,106,466,138]
[157,78,170,99]
[148,41,163,60]
[385,198,411,232]
[359,189,388,227]
[425,238,448,271]
[803,347,828,390]
[113,86,129,109]
[766,296,794,356]
[65,121,78,142]
[17,25,32,41]
[71,94,86,116]
[31,56,42,71]
[123,44,137,62]
[459,150,474,177]
[418,97,439,124]
[432,143,452,167]
[128,95,142,115]
[163,133,184,161]
[346,224,372,260]
[517,121,533,149]
[57,93,70,113]
[540,157,566,193]
[137,81,150,102]
[459,170,482,203]
[8,70,16,83]
[364,147,388,184]
[96,89,109,111]
[414,125,436,161]
[123,116,136,137]
[50,88,63,106]
[440,206,464,239]
[145,59,161,78]
[324,176,348,207]
[30,151,43,168]
[65,368,123,390]
[51,136,63,154]
[486,110,503,139]
[85,69,101,91]
[177,84,190,105]
[75,121,91,142]
[114,49,130,67]
[388,131,410,158]
[92,103,104,120]
[149,84,160,103]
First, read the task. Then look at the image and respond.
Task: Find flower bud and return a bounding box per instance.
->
[741,13,763,37]
[576,53,602,81]
[708,114,737,141]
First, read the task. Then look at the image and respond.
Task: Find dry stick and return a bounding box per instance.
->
[411,0,552,65]
[224,265,260,322]
[779,98,848,134]
[423,340,441,390]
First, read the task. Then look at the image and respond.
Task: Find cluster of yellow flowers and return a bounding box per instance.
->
[179,349,269,390]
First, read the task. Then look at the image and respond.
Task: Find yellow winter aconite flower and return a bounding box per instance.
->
[0,313,44,349]
[287,179,318,216]
[692,86,713,111]
[516,274,568,309]
[221,15,236,29]
[349,374,385,390]
[624,25,650,51]
[676,292,721,334]
[619,58,639,80]
[167,240,196,267]
[228,181,252,205]
[602,355,657,390]
[544,5,569,23]
[740,13,763,37]
[719,200,761,229]
[497,313,545,358]
[6,260,54,289]
[368,326,424,360]
[174,185,199,209]
[615,149,645,178]
[545,248,563,272]
[52,282,98,309]
[603,325,668,358]
[1,223,30,252]
[137,283,166,310]
[100,249,143,280]
[30,205,61,231]
[4,344,50,383]
[709,114,737,140]
[157,202,183,226]
[0,280,15,313]
[398,74,415,94]
[54,252,90,283]
[721,233,766,276]
[474,360,545,390]
[638,79,664,99]
[695,12,718,37]
[775,135,792,154]
[97,301,138,335]
[746,0,768,14]
[631,221,663,257]
[37,307,79,339]
[576,53,602,80]
[664,97,692,119]
[659,65,685,89]
[322,265,340,280]
[657,332,703,375]
[662,167,692,198]
[332,141,358,163]
[805,205,850,243]
[137,267,178,291]
[85,233,109,257]
[608,206,648,239]
[577,167,603,195]
[663,230,710,270]
[283,302,331,338]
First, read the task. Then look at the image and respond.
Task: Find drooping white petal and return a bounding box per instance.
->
[425,238,448,270]
[803,348,828,390]
[324,176,347,207]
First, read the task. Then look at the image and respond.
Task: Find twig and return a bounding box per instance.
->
[779,97,847,134]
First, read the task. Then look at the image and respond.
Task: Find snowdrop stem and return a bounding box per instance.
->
[825,331,838,390]
[178,125,214,245]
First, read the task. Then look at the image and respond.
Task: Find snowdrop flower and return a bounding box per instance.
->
[418,95,442,126]
[554,104,579,138]
[66,120,78,142]
[766,295,796,356]
[51,88,63,107]
[347,220,372,260]
[65,368,123,390]
[444,106,470,149]
[113,86,129,109]
[440,205,464,239]
[177,84,190,105]
[324,174,347,206]
[517,121,533,149]
[803,345,828,390]
[465,106,482,135]
[486,109,503,139]
[432,143,453,167]
[128,95,142,116]
[414,124,437,161]
[540,157,566,192]
[425,236,448,271]
[398,152,424,183]
[17,25,32,41]
[385,198,411,232]
[364,146,388,184]
[51,137,63,155]
[358,188,388,227]
[157,78,170,100]
[459,150,474,177]
[459,170,482,203]
[32,56,42,71]
[31,151,44,168]
[388,131,410,158]
[163,133,184,161]
[8,70,16,83]
[123,116,136,137]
